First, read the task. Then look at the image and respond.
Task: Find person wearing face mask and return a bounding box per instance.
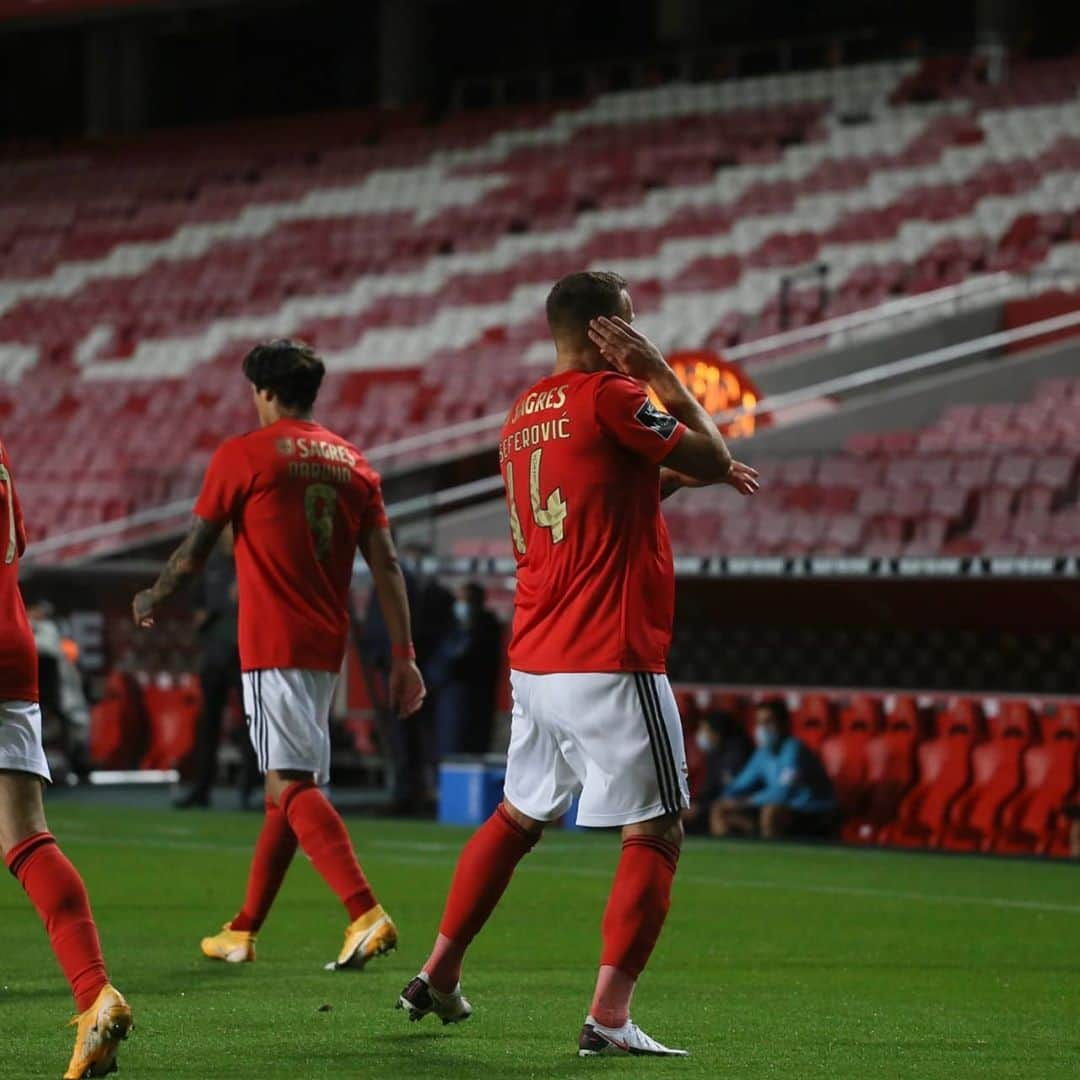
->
[712,699,836,840]
[682,711,751,834]
[436,583,503,757]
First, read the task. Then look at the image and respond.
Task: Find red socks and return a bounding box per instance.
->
[598,835,680,980]
[230,796,299,933]
[6,832,109,1012]
[279,782,376,921]
[423,804,538,992]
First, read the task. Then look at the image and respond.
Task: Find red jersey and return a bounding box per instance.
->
[500,370,687,674]
[194,419,388,673]
[0,440,38,702]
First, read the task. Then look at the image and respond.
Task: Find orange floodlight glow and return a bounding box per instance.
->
[647,350,765,437]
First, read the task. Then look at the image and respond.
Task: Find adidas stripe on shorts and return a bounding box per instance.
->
[503,670,690,828]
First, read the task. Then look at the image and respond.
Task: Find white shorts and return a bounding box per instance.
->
[242,669,338,785]
[504,671,689,828]
[0,700,52,783]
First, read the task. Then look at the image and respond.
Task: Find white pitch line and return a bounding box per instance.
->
[43,826,1080,917]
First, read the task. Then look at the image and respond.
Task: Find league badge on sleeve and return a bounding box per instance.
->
[634,400,679,440]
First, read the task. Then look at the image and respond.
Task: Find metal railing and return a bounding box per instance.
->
[23,279,1079,564]
[715,305,1080,426]
[388,307,1080,527]
[365,270,1030,465]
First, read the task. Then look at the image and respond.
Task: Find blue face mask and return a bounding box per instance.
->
[755,725,779,751]
[454,600,469,624]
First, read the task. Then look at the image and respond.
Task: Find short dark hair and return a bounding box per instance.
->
[242,339,325,410]
[545,270,628,346]
[704,710,739,738]
[756,698,791,736]
[463,581,486,606]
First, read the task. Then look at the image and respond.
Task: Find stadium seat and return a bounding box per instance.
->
[138,673,203,774]
[6,54,1080,553]
[821,696,882,825]
[659,372,1079,560]
[995,713,1079,854]
[942,715,1028,852]
[884,704,979,848]
[669,687,1074,855]
[88,671,149,770]
[791,693,835,752]
[848,702,921,844]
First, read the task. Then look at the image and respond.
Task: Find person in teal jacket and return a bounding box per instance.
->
[712,699,836,839]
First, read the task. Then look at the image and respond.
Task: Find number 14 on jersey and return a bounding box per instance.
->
[506,447,567,555]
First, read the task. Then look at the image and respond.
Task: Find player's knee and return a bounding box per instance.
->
[499,799,546,837]
[624,811,683,849]
[0,772,48,854]
[265,769,314,806]
[665,815,685,849]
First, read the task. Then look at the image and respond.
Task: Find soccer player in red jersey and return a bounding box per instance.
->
[133,339,425,970]
[399,272,758,1055]
[0,440,133,1079]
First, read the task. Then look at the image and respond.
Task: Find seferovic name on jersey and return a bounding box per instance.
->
[499,384,572,464]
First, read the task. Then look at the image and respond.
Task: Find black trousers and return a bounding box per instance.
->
[190,645,258,798]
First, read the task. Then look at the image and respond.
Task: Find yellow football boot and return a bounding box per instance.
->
[200,923,256,963]
[64,984,132,1079]
[327,904,398,970]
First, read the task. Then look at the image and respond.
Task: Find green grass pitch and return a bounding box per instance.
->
[1,800,1077,1079]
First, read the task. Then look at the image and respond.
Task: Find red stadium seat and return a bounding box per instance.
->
[791,693,835,752]
[2,58,1078,575]
[138,673,202,773]
[89,672,149,770]
[821,697,881,824]
[942,717,1028,852]
[987,700,1036,742]
[884,704,978,848]
[847,708,919,844]
[995,720,1079,854]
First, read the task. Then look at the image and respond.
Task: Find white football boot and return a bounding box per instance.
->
[578,1014,689,1057]
[396,971,473,1025]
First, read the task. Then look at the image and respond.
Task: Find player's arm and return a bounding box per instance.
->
[357,525,426,718]
[0,442,27,562]
[589,316,759,495]
[659,468,712,501]
[132,515,223,628]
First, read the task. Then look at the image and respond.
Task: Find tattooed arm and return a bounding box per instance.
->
[132,516,225,628]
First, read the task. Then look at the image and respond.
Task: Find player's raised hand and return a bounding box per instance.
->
[132,589,156,628]
[724,460,760,496]
[588,316,667,380]
[390,656,426,719]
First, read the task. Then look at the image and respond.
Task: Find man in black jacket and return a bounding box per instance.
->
[437,583,502,756]
[176,527,257,808]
